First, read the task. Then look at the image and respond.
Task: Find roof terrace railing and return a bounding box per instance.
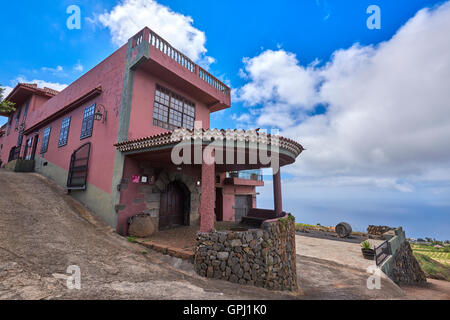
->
[198,67,229,94]
[227,170,264,182]
[148,31,230,96]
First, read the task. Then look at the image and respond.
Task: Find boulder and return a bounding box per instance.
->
[128,214,156,238]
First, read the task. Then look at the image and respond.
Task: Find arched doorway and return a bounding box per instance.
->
[159,181,190,230]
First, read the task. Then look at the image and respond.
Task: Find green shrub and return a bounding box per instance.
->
[127,236,137,243]
[361,240,371,250]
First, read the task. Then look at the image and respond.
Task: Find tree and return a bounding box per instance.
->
[0,85,15,114]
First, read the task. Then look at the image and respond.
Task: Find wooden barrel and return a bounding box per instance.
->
[335,222,352,238]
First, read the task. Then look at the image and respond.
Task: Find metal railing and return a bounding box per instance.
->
[147,31,230,96]
[227,170,263,181]
[375,240,391,266]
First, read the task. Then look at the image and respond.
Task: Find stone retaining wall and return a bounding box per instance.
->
[4,159,35,172]
[390,241,427,284]
[194,215,297,291]
[367,225,393,235]
[380,227,426,285]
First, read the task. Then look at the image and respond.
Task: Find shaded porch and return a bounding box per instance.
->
[114,129,304,234]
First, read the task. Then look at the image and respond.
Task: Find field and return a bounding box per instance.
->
[411,244,450,266]
[411,244,450,281]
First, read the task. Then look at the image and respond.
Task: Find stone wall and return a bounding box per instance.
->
[380,227,427,285]
[122,164,201,236]
[390,241,427,284]
[194,215,297,291]
[4,159,35,172]
[367,225,393,235]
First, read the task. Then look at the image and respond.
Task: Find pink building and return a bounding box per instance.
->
[0,28,303,235]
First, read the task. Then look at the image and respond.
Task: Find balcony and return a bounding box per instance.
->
[132,28,231,112]
[224,170,264,186]
[148,31,230,96]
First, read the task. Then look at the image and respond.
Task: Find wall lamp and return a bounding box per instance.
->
[94,104,107,124]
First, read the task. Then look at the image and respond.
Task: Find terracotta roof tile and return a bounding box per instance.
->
[114,128,304,158]
[19,83,60,97]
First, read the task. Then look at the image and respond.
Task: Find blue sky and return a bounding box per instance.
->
[1,0,449,240]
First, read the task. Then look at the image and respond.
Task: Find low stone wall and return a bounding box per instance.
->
[4,159,35,172]
[194,215,297,291]
[367,225,393,235]
[380,227,426,285]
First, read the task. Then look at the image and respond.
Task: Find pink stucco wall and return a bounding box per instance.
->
[221,184,258,222]
[25,45,127,194]
[128,68,211,140]
[116,157,147,235]
[140,27,231,112]
[0,94,50,165]
[0,115,19,164]
[30,95,50,114]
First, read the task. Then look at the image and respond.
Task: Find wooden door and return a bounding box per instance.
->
[159,182,185,229]
[235,195,252,222]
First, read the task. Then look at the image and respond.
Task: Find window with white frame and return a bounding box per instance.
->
[153,85,195,131]
[40,127,51,154]
[58,116,71,147]
[80,104,95,139]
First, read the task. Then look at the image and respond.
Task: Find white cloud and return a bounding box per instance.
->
[1,86,13,100]
[73,62,84,72]
[41,65,64,74]
[315,0,332,21]
[15,77,68,92]
[98,0,214,66]
[236,2,450,192]
[237,50,320,110]
[231,113,251,123]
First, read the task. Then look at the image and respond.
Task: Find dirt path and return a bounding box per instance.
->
[401,279,450,300]
[1,171,447,300]
[296,255,402,299]
[0,171,295,300]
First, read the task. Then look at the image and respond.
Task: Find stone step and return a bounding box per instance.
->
[135,239,194,262]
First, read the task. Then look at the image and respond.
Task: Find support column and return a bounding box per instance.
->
[199,157,215,232]
[273,168,283,217]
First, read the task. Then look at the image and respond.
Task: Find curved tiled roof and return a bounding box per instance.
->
[5,83,60,102]
[19,83,60,97]
[115,128,304,158]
